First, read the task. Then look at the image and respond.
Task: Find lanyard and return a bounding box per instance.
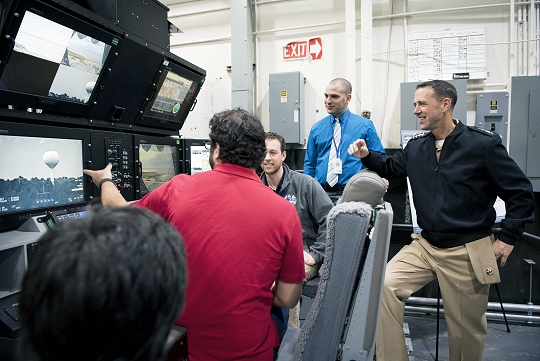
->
[330,113,349,157]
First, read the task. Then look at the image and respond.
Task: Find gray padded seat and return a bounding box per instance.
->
[277,169,393,361]
[340,169,387,207]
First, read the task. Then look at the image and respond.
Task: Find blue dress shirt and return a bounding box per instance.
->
[303,109,386,186]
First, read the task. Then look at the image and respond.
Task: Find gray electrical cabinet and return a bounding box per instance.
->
[509,76,540,191]
[269,72,305,145]
[400,79,467,133]
[476,92,509,146]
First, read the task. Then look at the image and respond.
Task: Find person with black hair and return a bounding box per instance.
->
[18,206,187,361]
[348,80,535,361]
[84,108,305,361]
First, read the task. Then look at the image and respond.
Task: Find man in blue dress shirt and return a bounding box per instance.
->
[304,78,385,194]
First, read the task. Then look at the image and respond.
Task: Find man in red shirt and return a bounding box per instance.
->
[84,108,305,360]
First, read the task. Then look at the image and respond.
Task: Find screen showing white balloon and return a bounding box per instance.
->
[0,134,84,214]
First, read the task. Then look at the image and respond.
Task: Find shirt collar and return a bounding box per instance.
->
[213,163,261,183]
[332,109,350,125]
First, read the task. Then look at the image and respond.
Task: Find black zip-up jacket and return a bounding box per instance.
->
[362,121,535,248]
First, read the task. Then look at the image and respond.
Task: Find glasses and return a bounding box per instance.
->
[204,141,211,150]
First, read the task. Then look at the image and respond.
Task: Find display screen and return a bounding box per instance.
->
[139,58,204,129]
[0,10,112,104]
[139,143,179,195]
[0,135,85,214]
[149,70,193,118]
[190,145,211,174]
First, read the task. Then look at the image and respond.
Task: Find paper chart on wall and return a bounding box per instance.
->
[407,27,486,82]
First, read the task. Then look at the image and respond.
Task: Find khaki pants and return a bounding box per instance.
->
[288,263,321,328]
[376,234,498,361]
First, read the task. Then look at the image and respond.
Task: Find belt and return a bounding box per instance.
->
[322,184,345,192]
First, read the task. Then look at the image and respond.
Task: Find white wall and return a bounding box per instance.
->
[166,0,538,147]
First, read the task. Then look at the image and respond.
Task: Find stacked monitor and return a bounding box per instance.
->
[136,59,205,132]
[0,0,207,231]
[0,0,206,134]
[135,135,181,198]
[183,139,212,175]
[0,121,91,232]
[0,0,122,118]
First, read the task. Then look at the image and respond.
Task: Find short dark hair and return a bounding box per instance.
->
[18,206,187,361]
[417,80,458,110]
[329,78,352,95]
[266,132,286,153]
[208,108,266,169]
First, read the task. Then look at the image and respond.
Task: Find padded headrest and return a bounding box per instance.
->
[341,169,386,208]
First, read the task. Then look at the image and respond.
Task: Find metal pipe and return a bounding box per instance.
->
[467,90,509,94]
[511,0,517,76]
[168,1,515,21]
[537,0,540,74]
[256,3,513,35]
[531,0,536,74]
[168,6,230,19]
[360,0,372,114]
[405,305,540,324]
[519,0,524,75]
[373,2,510,21]
[346,0,356,113]
[254,0,260,119]
[467,82,508,88]
[403,0,408,83]
[407,296,540,313]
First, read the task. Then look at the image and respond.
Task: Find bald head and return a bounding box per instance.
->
[328,78,352,95]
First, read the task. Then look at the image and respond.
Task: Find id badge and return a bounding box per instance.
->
[332,158,343,174]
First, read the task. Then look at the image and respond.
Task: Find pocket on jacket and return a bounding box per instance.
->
[465,235,500,285]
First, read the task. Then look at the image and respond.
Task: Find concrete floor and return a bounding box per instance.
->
[405,314,540,361]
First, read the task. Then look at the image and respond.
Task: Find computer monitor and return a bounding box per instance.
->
[136,57,205,131]
[181,139,211,175]
[0,121,91,232]
[134,135,181,198]
[0,0,122,117]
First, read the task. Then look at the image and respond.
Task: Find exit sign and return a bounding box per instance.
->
[283,38,323,60]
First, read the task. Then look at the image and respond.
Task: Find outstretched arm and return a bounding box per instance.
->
[83,164,129,207]
[348,139,370,159]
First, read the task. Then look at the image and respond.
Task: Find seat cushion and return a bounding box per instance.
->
[341,169,386,207]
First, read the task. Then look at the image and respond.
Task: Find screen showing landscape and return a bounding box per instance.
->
[139,143,179,195]
[0,135,85,214]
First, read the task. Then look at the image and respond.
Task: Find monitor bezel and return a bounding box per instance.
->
[0,0,122,118]
[135,57,205,131]
[0,121,92,232]
[182,138,211,175]
[134,135,182,199]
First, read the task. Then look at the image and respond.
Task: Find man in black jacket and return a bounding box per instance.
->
[348,80,535,361]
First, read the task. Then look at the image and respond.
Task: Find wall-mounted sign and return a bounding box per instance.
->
[407,27,486,81]
[309,38,322,60]
[283,37,323,60]
[283,41,307,59]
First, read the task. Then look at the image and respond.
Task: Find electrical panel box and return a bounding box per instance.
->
[476,92,509,146]
[400,79,467,133]
[509,76,540,191]
[269,72,305,145]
